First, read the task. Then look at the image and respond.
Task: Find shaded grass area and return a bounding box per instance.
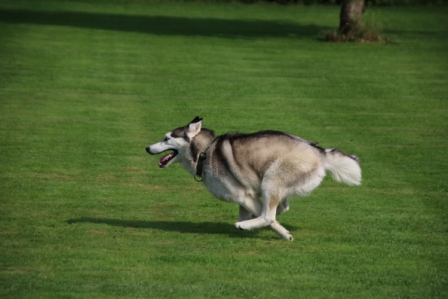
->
[1,0,447,298]
[0,9,322,38]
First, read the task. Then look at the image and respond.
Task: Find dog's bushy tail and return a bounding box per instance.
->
[324,148,362,186]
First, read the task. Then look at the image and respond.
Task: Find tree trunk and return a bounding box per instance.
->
[339,0,365,36]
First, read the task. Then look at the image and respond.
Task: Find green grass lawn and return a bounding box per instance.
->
[1,0,447,298]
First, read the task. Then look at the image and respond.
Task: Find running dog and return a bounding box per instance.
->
[146,117,361,240]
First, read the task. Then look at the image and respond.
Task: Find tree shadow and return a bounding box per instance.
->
[0,9,323,39]
[67,217,298,240]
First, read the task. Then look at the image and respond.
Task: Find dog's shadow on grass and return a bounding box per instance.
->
[67,217,297,240]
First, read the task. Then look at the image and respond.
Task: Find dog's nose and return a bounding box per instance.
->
[146,147,151,154]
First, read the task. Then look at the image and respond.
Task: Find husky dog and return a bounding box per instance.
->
[146,117,361,241]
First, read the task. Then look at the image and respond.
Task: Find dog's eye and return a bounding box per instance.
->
[163,137,170,142]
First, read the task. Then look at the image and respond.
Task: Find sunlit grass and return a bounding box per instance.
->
[0,1,447,298]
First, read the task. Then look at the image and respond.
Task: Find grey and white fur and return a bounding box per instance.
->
[146,117,361,241]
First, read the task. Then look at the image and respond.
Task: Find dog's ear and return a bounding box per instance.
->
[187,116,202,138]
[189,116,202,124]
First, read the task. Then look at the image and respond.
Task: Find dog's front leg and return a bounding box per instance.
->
[238,205,252,221]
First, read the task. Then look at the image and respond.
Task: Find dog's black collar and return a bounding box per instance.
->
[194,152,207,182]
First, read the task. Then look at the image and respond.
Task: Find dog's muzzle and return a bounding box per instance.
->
[146,146,178,168]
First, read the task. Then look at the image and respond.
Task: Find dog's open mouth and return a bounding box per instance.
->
[158,150,178,168]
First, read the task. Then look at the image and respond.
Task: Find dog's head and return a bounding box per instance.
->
[146,117,204,169]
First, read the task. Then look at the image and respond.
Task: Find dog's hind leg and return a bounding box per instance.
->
[236,197,293,241]
[235,194,280,230]
[272,198,294,240]
[270,221,293,241]
[276,198,289,216]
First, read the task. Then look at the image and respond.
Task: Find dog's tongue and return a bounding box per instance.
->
[159,153,174,167]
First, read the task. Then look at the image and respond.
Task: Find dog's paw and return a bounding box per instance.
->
[278,232,293,241]
[235,221,251,231]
